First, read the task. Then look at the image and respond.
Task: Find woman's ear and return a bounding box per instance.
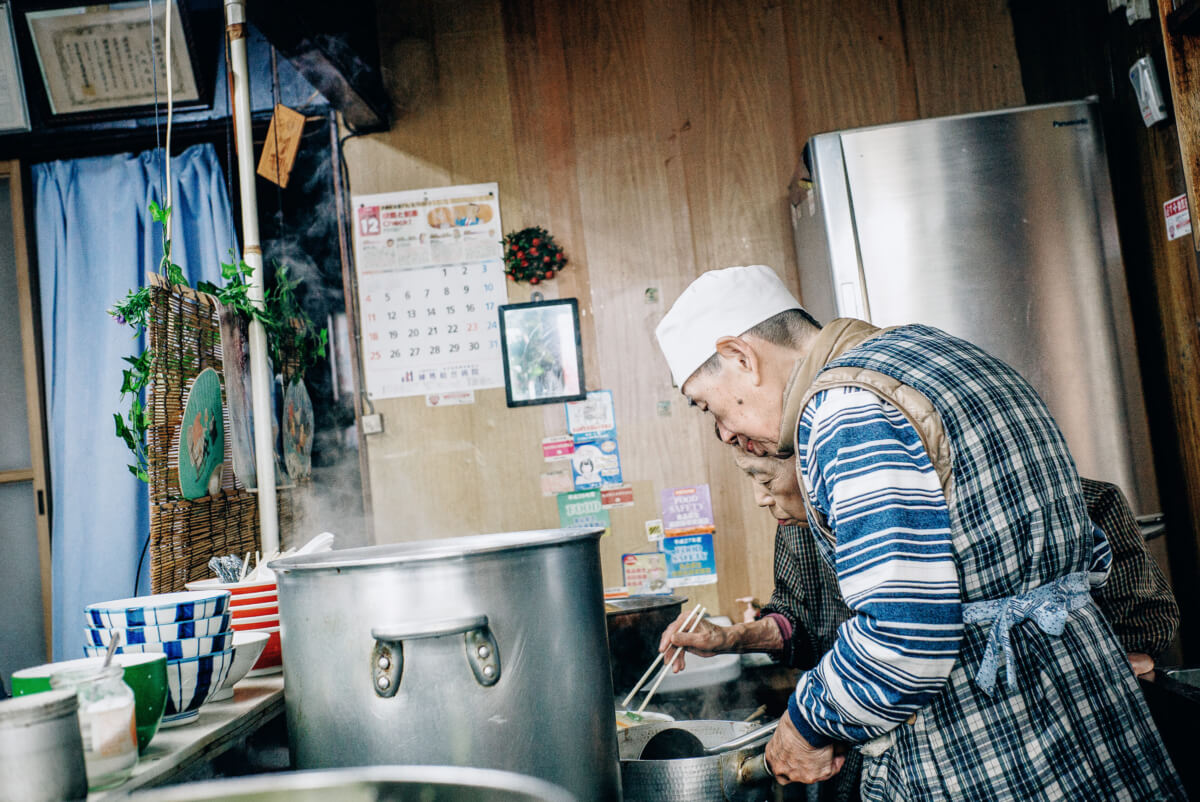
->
[714,336,761,385]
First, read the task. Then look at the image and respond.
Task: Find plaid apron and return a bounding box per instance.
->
[802,325,1182,801]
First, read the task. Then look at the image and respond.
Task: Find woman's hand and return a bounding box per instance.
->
[765,713,846,785]
[657,612,735,672]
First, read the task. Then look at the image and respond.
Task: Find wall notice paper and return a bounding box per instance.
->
[558,489,611,537]
[353,182,508,399]
[542,435,575,462]
[1164,193,1192,241]
[645,519,664,543]
[540,468,574,497]
[571,436,622,491]
[565,390,622,490]
[601,484,634,508]
[622,552,671,595]
[566,390,616,440]
[662,534,718,587]
[661,485,715,534]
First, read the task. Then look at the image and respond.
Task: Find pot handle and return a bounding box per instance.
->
[371,615,489,641]
[720,752,775,801]
[370,615,501,697]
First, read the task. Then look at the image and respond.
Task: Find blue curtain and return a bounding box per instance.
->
[34,144,237,660]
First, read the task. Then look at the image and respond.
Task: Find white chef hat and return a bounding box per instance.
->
[655,265,802,387]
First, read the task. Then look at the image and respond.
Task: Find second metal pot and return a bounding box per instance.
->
[605,595,684,694]
[618,720,775,802]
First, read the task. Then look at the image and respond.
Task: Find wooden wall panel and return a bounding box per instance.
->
[346,0,1027,618]
[901,0,1026,118]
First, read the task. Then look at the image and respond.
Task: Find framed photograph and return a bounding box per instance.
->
[17,0,207,123]
[498,298,586,408]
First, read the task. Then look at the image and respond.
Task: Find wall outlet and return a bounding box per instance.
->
[361,413,384,435]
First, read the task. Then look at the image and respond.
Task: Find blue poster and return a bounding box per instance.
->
[570,436,622,490]
[661,533,718,587]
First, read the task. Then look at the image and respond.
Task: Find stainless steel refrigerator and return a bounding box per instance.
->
[790,98,1161,524]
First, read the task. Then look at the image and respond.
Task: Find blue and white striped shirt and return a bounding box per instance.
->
[790,387,964,747]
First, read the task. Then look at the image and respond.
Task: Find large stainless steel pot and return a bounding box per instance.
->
[271,528,621,802]
[618,720,775,802]
[129,765,577,801]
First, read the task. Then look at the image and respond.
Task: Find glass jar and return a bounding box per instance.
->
[50,663,138,790]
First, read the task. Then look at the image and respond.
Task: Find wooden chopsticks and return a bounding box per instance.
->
[619,603,708,713]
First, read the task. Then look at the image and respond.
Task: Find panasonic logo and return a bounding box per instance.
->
[1052,119,1089,128]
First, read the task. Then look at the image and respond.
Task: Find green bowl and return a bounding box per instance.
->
[11,653,168,753]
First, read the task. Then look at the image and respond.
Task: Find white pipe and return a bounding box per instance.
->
[224,0,279,555]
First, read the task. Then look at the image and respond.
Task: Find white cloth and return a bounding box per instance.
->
[654,265,801,387]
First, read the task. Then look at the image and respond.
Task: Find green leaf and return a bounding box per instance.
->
[149,199,166,224]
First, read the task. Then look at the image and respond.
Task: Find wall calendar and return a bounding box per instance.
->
[352,183,509,399]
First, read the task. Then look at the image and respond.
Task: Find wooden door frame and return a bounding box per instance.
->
[2,159,53,655]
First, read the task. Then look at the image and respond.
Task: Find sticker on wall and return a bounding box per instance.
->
[1164,193,1192,241]
[542,435,575,462]
[661,485,714,535]
[425,391,475,407]
[622,552,671,595]
[662,534,718,587]
[645,519,664,543]
[558,489,611,537]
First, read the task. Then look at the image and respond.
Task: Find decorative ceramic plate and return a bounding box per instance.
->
[282,379,313,481]
[178,368,225,499]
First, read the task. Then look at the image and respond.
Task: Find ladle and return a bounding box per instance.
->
[639,718,779,760]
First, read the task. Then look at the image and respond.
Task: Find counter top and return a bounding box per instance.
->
[89,675,284,799]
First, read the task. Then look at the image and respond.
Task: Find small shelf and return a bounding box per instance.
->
[1168,0,1200,35]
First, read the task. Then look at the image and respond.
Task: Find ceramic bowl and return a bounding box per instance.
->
[82,630,233,661]
[85,591,231,629]
[230,603,279,620]
[84,612,232,646]
[227,590,278,607]
[11,653,168,753]
[209,631,271,702]
[227,613,278,627]
[162,649,235,727]
[185,579,277,598]
[229,622,281,674]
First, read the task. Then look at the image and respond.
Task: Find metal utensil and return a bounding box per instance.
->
[640,719,779,760]
[101,631,121,668]
[619,719,775,802]
[637,606,707,713]
[620,603,700,708]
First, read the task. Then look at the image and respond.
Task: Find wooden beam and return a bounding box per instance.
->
[6,159,54,657]
[0,469,34,484]
[1157,0,1200,251]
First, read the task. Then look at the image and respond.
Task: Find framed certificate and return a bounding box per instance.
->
[18,0,207,122]
[498,298,586,408]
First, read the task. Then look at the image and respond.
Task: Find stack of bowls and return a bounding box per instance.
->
[83,591,234,727]
[186,579,282,675]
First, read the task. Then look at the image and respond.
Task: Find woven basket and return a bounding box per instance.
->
[145,274,292,593]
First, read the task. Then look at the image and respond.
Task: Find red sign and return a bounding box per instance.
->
[601,484,634,508]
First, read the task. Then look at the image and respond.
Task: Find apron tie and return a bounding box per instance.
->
[962,572,1091,696]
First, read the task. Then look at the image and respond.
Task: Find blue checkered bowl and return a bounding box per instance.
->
[85,591,231,629]
[83,630,233,661]
[161,648,235,726]
[84,612,232,646]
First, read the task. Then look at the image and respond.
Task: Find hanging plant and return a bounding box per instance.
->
[502,226,567,284]
[108,201,327,483]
